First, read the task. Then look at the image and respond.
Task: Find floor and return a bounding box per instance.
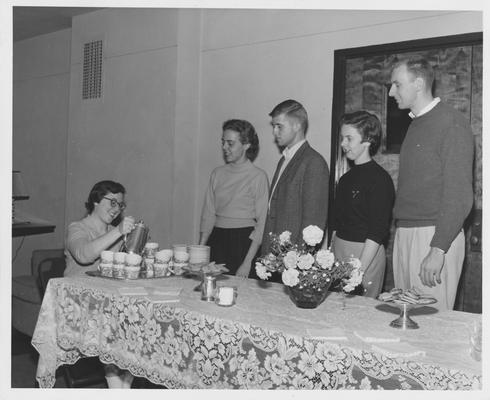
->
[11,328,165,389]
[11,327,74,388]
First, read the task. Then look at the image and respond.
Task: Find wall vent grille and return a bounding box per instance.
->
[82,40,103,99]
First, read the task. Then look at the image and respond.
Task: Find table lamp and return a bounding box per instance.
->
[12,170,29,223]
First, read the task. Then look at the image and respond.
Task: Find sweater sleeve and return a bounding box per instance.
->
[249,171,270,242]
[366,172,395,244]
[200,170,217,236]
[66,222,96,265]
[431,123,474,251]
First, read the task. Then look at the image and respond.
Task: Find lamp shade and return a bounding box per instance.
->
[12,170,29,200]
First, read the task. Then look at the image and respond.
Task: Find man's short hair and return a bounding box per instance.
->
[393,56,435,93]
[269,99,309,134]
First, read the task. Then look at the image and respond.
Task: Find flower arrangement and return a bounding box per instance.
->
[255,225,363,294]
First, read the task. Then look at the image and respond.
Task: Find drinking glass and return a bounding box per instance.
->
[469,319,482,362]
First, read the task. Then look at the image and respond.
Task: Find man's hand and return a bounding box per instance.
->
[419,247,445,287]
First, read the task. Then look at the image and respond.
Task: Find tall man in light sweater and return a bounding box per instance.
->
[389,57,474,310]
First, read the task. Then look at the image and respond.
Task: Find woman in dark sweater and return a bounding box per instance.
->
[324,111,395,298]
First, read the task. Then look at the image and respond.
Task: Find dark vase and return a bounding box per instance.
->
[287,284,331,309]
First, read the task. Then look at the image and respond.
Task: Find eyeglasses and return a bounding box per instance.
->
[103,196,126,210]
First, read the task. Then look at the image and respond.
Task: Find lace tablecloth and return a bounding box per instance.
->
[32,274,481,389]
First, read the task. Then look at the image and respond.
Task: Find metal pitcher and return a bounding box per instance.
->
[121,220,149,255]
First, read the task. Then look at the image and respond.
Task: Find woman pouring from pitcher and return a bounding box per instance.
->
[64,180,136,277]
[64,180,136,388]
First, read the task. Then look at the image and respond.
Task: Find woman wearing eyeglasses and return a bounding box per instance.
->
[64,180,135,277]
[64,180,136,389]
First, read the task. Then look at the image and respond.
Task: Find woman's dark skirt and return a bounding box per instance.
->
[206,226,257,277]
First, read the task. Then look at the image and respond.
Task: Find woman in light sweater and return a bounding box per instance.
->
[64,180,136,388]
[65,180,135,277]
[200,119,269,277]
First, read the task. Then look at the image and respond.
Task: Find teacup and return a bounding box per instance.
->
[215,286,237,307]
[153,262,169,277]
[125,253,142,266]
[144,242,159,258]
[173,251,189,263]
[125,266,141,280]
[155,249,173,263]
[171,262,185,275]
[114,252,126,263]
[99,262,113,277]
[144,257,155,267]
[143,258,155,278]
[173,244,188,253]
[112,263,125,279]
[100,250,114,263]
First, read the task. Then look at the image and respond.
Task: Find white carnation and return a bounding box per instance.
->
[283,251,299,269]
[316,249,335,269]
[297,253,315,270]
[343,268,363,293]
[349,257,362,270]
[279,230,292,245]
[302,225,324,246]
[255,263,271,280]
[263,253,277,266]
[282,268,300,287]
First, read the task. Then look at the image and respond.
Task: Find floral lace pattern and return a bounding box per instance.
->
[32,278,481,390]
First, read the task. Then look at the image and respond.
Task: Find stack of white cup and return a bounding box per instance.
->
[172,244,189,275]
[154,249,173,277]
[188,245,211,266]
[143,242,159,278]
[99,251,114,277]
[124,253,142,279]
[113,252,127,279]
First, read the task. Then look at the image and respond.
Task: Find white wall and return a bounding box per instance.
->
[66,8,178,248]
[12,29,71,276]
[196,9,483,227]
[172,9,203,243]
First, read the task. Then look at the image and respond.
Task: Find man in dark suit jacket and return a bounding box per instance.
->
[261,99,330,260]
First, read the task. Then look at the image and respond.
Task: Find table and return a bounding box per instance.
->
[12,222,55,237]
[32,274,482,389]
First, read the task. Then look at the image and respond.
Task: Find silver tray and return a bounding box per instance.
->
[85,270,171,280]
[379,298,437,329]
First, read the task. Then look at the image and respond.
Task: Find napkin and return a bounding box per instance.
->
[145,295,180,304]
[151,287,182,296]
[117,287,148,296]
[307,327,348,341]
[372,342,426,358]
[354,329,400,343]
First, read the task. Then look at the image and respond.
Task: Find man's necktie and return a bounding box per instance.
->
[269,156,285,200]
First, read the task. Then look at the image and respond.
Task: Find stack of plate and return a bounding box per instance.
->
[188,245,210,265]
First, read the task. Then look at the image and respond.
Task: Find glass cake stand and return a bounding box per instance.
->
[388,299,437,329]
